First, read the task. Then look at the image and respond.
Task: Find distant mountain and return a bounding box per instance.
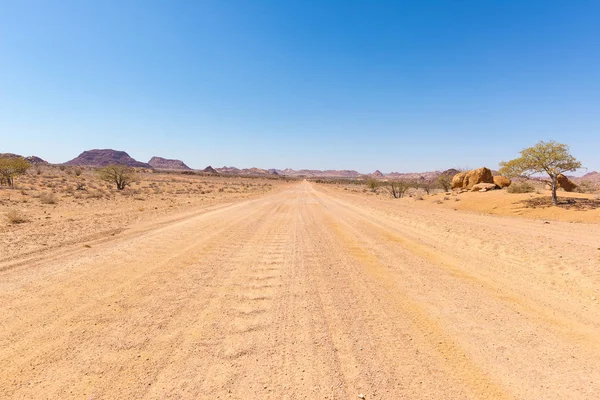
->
[576,171,600,186]
[203,165,218,174]
[148,156,191,170]
[371,170,384,177]
[240,167,270,176]
[0,153,48,164]
[273,169,362,178]
[386,171,441,181]
[64,149,151,168]
[441,168,460,177]
[25,156,49,165]
[215,166,240,174]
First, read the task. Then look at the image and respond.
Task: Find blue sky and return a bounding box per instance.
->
[1,1,599,173]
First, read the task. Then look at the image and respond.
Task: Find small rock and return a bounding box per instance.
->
[543,221,550,224]
[358,394,366,399]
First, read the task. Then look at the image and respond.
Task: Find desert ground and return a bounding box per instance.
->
[1,176,600,399]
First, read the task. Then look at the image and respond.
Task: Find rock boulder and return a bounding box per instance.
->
[493,175,512,188]
[471,183,498,192]
[557,174,577,192]
[451,172,467,189]
[452,167,494,190]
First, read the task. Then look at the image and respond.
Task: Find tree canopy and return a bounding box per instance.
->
[0,156,31,186]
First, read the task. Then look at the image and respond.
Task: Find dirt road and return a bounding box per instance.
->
[2,181,599,399]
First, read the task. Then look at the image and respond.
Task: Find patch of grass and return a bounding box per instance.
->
[39,192,58,204]
[6,209,29,224]
[507,182,536,194]
[519,197,600,211]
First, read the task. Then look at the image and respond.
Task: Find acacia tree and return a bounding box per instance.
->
[499,140,581,205]
[0,157,31,186]
[96,164,135,190]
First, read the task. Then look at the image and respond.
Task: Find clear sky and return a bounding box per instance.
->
[1,1,599,173]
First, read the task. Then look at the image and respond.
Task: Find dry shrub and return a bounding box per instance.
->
[40,192,58,204]
[575,180,597,194]
[507,182,535,194]
[6,209,29,224]
[87,190,105,199]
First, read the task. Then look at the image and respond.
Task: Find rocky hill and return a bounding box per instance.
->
[64,149,151,168]
[575,171,600,188]
[203,166,218,174]
[148,156,191,170]
[215,166,241,174]
[272,169,362,178]
[0,153,49,164]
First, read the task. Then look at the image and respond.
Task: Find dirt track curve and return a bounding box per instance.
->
[2,181,600,399]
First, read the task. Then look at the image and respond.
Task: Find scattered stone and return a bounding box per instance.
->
[471,183,497,192]
[358,394,366,399]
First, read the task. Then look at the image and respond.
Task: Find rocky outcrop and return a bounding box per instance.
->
[493,175,512,188]
[471,183,497,192]
[557,174,577,192]
[452,167,494,190]
[65,149,151,168]
[371,170,384,177]
[28,156,49,164]
[0,154,48,164]
[148,156,191,170]
[203,166,218,174]
[452,172,467,189]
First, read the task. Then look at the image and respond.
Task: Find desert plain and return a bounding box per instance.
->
[1,168,600,399]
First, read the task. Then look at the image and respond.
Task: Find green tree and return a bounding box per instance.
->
[0,157,31,187]
[499,141,582,205]
[96,164,135,190]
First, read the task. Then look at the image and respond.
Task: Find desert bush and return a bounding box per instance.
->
[386,180,410,198]
[507,182,536,194]
[6,209,29,224]
[437,174,453,191]
[575,180,597,194]
[39,192,58,204]
[366,178,380,192]
[87,190,105,199]
[417,180,434,195]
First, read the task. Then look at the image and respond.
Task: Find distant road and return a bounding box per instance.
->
[2,181,600,399]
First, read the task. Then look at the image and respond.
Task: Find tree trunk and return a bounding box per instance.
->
[551,175,558,206]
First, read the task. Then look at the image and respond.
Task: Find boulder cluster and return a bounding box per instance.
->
[451,167,511,192]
